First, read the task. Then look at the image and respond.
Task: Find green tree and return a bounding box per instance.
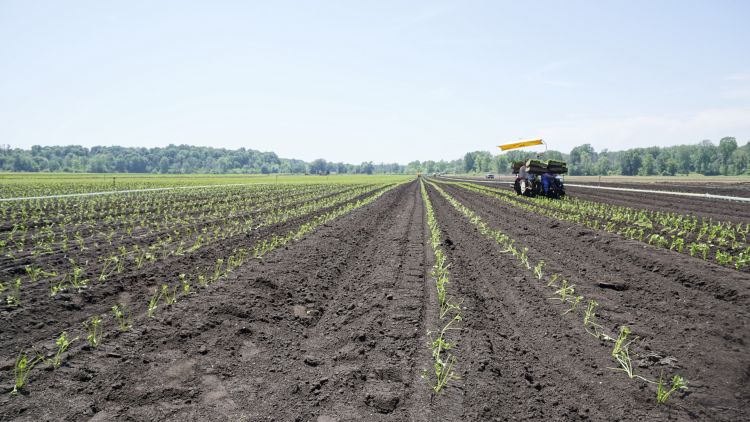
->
[463,152,476,173]
[360,161,374,175]
[570,144,597,175]
[158,157,170,174]
[618,150,641,176]
[309,158,327,174]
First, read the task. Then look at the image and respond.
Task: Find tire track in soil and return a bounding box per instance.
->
[433,181,750,421]
[0,181,438,421]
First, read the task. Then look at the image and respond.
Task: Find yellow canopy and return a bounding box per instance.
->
[498,138,544,151]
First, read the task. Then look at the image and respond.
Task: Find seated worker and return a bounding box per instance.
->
[541,171,554,194]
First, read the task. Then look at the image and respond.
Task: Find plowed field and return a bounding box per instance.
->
[1,178,748,421]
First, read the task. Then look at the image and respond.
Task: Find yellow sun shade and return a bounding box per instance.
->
[498,139,544,151]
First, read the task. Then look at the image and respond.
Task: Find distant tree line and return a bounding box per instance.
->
[1,138,748,176]
[408,137,750,176]
[0,145,401,175]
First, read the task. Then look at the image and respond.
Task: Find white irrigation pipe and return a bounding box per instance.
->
[434,176,750,203]
[564,183,750,203]
[0,183,270,202]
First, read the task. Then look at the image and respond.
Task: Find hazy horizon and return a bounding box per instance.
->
[2,1,749,163]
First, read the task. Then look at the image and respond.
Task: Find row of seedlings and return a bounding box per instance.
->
[428,181,688,404]
[453,182,749,270]
[420,179,462,393]
[8,181,405,395]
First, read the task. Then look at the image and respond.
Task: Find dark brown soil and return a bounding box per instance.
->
[1,179,748,421]
[0,186,380,363]
[426,181,750,421]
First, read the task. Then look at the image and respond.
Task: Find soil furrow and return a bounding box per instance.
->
[426,182,664,421]
[433,181,750,420]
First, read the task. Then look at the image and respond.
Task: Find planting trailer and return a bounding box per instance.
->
[497,139,568,199]
[511,159,567,199]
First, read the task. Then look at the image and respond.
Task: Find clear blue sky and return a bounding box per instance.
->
[2,0,749,163]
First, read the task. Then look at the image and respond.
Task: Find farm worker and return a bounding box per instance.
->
[518,163,528,192]
[541,172,554,194]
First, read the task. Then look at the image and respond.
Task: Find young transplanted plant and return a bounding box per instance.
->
[550,279,575,303]
[656,371,688,404]
[83,315,103,348]
[12,350,43,394]
[533,260,545,280]
[6,278,21,307]
[162,284,178,305]
[519,247,530,269]
[112,304,132,332]
[179,273,190,295]
[608,326,651,382]
[49,331,78,368]
[147,287,162,318]
[583,300,603,338]
[425,314,462,393]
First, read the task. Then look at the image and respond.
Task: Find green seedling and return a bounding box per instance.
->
[609,345,648,382]
[112,304,132,332]
[211,258,224,282]
[715,250,733,266]
[12,350,43,394]
[500,239,516,254]
[70,265,89,291]
[736,252,750,270]
[74,231,87,250]
[432,353,458,394]
[83,315,103,348]
[49,274,69,297]
[612,326,634,357]
[50,331,78,368]
[6,278,21,307]
[147,288,162,318]
[689,242,710,260]
[670,237,684,253]
[25,265,42,282]
[519,247,530,269]
[583,300,603,338]
[161,284,178,305]
[656,372,688,404]
[550,280,574,302]
[179,274,190,295]
[426,313,462,393]
[547,273,560,288]
[98,256,120,282]
[563,295,583,315]
[533,260,545,280]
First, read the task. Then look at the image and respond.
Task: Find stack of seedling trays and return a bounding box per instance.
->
[545,159,568,174]
[511,159,569,174]
[525,159,548,174]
